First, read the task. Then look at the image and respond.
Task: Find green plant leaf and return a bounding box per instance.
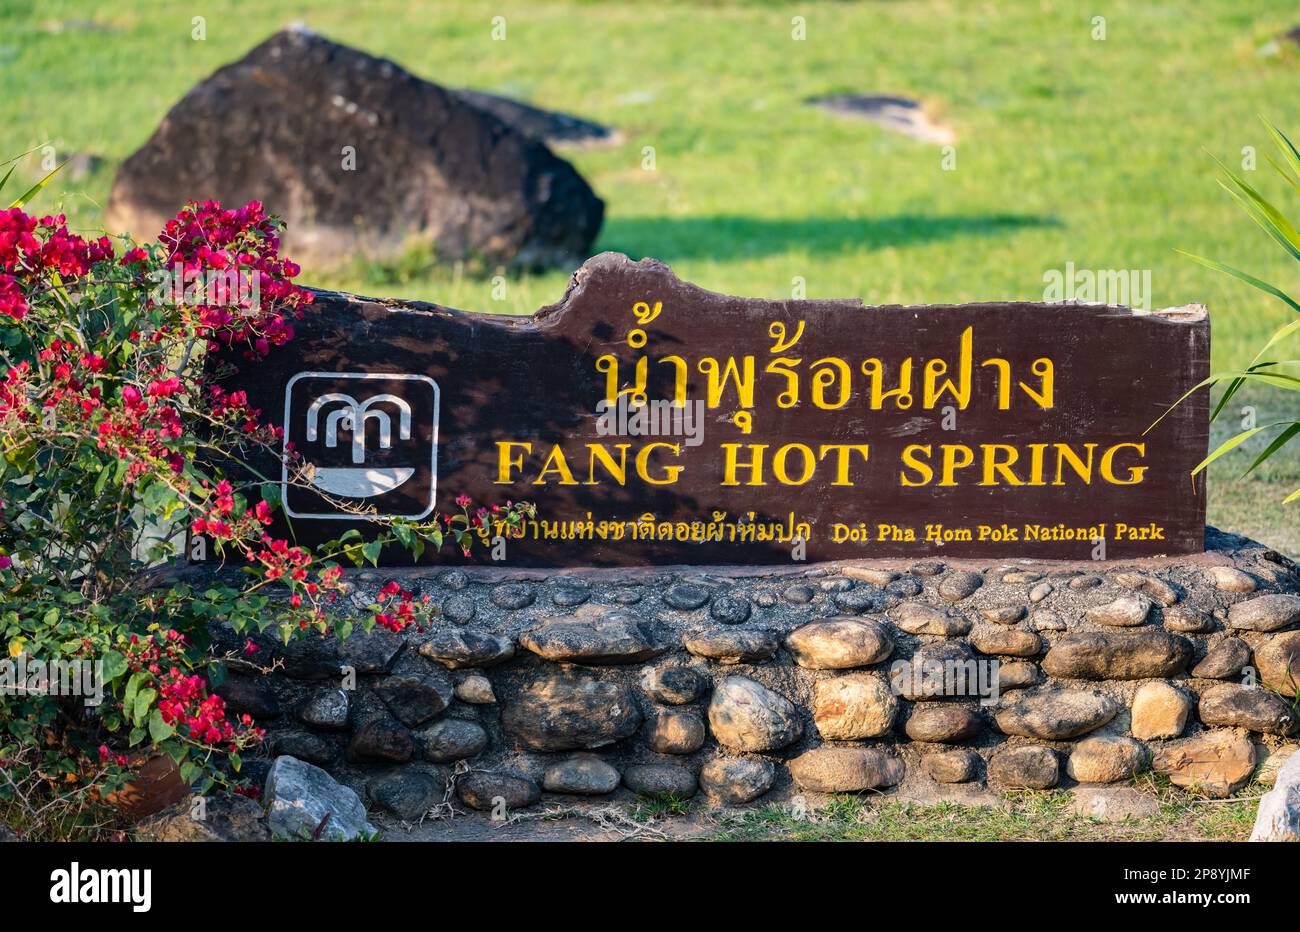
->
[1191,426,1268,476]
[1243,422,1300,476]
[7,160,65,210]
[148,707,174,742]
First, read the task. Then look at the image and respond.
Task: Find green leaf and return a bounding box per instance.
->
[1192,426,1267,476]
[361,539,383,567]
[148,707,175,742]
[100,649,128,682]
[1243,422,1300,477]
[133,687,157,726]
[7,160,65,210]
[1176,251,1300,316]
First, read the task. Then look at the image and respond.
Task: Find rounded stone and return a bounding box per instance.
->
[785,618,894,669]
[710,594,753,625]
[1068,574,1104,590]
[886,576,924,598]
[611,588,642,605]
[414,718,488,763]
[1130,681,1191,740]
[754,592,777,608]
[892,602,972,637]
[981,606,1027,625]
[454,674,496,704]
[910,561,946,577]
[1228,593,1300,632]
[1028,582,1054,603]
[1003,571,1045,584]
[641,664,709,704]
[938,571,984,602]
[1164,606,1216,633]
[923,749,981,784]
[1113,572,1179,607]
[269,731,336,766]
[1029,610,1066,632]
[698,757,776,805]
[1207,565,1257,594]
[1256,630,1300,694]
[347,716,415,763]
[833,588,884,614]
[787,747,904,793]
[996,660,1041,692]
[490,583,536,610]
[994,689,1118,740]
[457,772,540,811]
[1198,683,1298,736]
[1067,736,1148,784]
[783,584,816,605]
[819,577,854,592]
[707,677,802,751]
[1085,593,1152,627]
[298,688,350,730]
[684,629,780,664]
[440,569,469,591]
[551,585,591,607]
[442,595,477,624]
[812,673,898,739]
[663,583,711,611]
[904,704,983,743]
[1041,629,1192,680]
[542,756,621,795]
[988,745,1059,789]
[519,614,664,665]
[892,641,980,701]
[368,772,444,821]
[623,763,697,798]
[844,567,899,587]
[1191,638,1251,680]
[643,709,708,754]
[970,626,1042,657]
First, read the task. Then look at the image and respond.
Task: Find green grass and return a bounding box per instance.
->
[3,0,1299,550]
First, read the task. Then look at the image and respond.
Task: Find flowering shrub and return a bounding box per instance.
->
[0,163,532,836]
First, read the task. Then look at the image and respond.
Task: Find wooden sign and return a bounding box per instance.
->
[219,253,1209,566]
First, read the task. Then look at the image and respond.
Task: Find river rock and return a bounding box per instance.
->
[1113,572,1179,606]
[519,613,666,665]
[785,618,893,669]
[684,629,780,664]
[298,689,350,730]
[643,709,708,754]
[1191,638,1251,680]
[970,626,1042,657]
[373,671,454,727]
[987,746,1059,789]
[698,757,775,805]
[454,674,496,704]
[490,583,536,610]
[707,677,802,751]
[457,772,540,811]
[1131,681,1192,739]
[892,641,983,701]
[1041,629,1192,679]
[980,606,1027,625]
[641,664,709,704]
[938,571,983,602]
[1164,606,1216,633]
[1250,750,1300,841]
[892,603,972,637]
[1256,631,1300,694]
[368,772,443,821]
[503,677,641,751]
[623,763,697,798]
[413,718,488,762]
[710,595,752,624]
[1198,683,1298,736]
[346,716,415,763]
[1208,565,1257,593]
[812,673,898,739]
[542,756,620,795]
[1085,593,1152,627]
[994,689,1117,739]
[418,630,515,668]
[663,583,711,610]
[787,747,904,792]
[904,704,983,743]
[1066,736,1148,783]
[1228,593,1300,632]
[923,749,981,783]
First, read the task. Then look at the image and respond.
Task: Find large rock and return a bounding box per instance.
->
[707,677,802,751]
[970,626,1042,657]
[418,630,515,669]
[1191,638,1251,679]
[812,673,898,739]
[413,718,488,763]
[373,671,454,727]
[104,28,603,268]
[542,756,621,795]
[1040,629,1192,680]
[503,676,641,751]
[1228,594,1300,632]
[904,704,983,743]
[684,629,779,664]
[368,772,444,821]
[698,758,776,805]
[519,613,666,665]
[640,664,709,704]
[457,773,540,811]
[1085,593,1152,627]
[1130,681,1191,740]
[891,641,985,701]
[263,755,378,841]
[643,709,708,754]
[135,794,270,842]
[988,745,1059,789]
[787,747,904,792]
[1198,684,1298,736]
[892,603,971,637]
[1250,750,1300,841]
[1256,631,1300,694]
[623,763,697,798]
[1066,736,1148,784]
[785,618,893,669]
[1152,730,1256,798]
[923,749,981,784]
[994,689,1117,739]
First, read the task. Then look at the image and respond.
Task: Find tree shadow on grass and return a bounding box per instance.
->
[598,213,1060,262]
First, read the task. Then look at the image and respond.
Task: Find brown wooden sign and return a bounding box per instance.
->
[221,253,1209,566]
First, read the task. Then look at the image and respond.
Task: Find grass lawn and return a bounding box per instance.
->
[3,0,1299,551]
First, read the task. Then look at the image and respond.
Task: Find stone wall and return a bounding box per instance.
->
[206,528,1300,824]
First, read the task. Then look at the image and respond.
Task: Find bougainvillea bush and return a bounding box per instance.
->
[0,162,531,838]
